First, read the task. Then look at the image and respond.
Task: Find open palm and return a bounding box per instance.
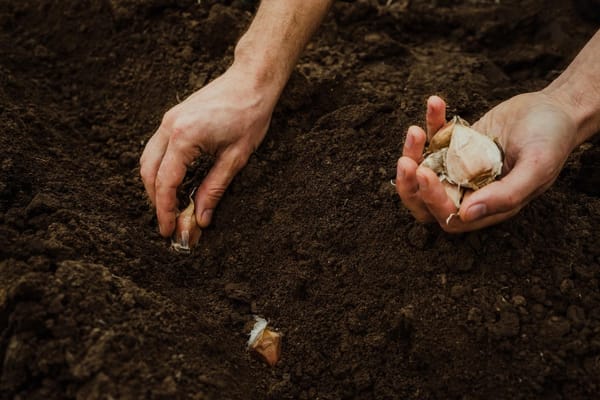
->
[396,93,577,232]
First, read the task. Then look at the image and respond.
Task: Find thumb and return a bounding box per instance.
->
[194,148,248,228]
[459,157,553,223]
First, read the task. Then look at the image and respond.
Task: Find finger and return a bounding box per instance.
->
[443,207,520,233]
[403,125,427,162]
[154,144,190,237]
[415,166,457,224]
[194,148,249,228]
[426,95,447,140]
[431,153,552,232]
[458,155,552,223]
[139,129,169,206]
[396,157,434,222]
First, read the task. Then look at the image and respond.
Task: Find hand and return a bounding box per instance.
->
[396,93,578,232]
[140,64,276,237]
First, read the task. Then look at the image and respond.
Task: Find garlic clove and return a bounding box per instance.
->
[421,148,447,175]
[445,123,503,190]
[418,115,503,208]
[171,196,202,253]
[442,180,463,209]
[429,116,468,151]
[248,316,281,367]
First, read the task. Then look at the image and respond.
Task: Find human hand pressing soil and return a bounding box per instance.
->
[140,64,275,237]
[140,0,334,240]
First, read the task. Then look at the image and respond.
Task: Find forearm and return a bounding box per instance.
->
[543,29,600,146]
[231,0,333,104]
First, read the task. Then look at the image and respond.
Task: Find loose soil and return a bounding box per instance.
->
[1,1,599,399]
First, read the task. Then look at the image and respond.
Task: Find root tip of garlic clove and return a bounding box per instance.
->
[446,212,459,225]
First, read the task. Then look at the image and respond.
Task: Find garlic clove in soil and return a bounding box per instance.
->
[420,116,503,205]
[171,195,202,253]
[247,316,281,367]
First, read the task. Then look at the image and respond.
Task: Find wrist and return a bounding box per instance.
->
[232,35,292,103]
[542,31,600,146]
[543,79,600,147]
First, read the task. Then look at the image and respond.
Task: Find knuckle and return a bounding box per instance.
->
[503,193,521,210]
[162,110,190,142]
[139,164,154,184]
[205,186,226,202]
[161,108,179,128]
[169,120,188,143]
[228,147,250,171]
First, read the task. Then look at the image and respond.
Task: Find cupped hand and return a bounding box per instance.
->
[140,64,276,237]
[396,93,578,232]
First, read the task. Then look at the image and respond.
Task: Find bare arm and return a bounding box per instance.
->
[543,29,600,146]
[234,0,334,100]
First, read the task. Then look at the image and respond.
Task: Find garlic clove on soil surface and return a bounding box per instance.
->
[247,316,281,367]
[171,196,202,253]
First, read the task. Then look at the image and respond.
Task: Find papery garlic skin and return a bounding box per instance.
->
[248,316,282,367]
[247,316,268,348]
[445,123,503,190]
[171,196,202,253]
[421,148,447,174]
[442,180,463,209]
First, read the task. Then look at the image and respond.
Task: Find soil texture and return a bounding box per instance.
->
[1,0,600,399]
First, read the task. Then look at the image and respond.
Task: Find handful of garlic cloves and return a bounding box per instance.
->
[421,116,503,208]
[171,194,202,253]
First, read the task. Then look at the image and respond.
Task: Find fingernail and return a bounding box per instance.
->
[200,209,213,227]
[405,132,414,149]
[466,204,487,221]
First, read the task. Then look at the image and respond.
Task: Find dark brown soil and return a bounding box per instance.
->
[1,1,599,399]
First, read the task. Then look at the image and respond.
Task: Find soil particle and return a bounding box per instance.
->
[488,311,521,339]
[406,223,430,249]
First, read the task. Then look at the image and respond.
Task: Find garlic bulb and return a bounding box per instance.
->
[171,195,202,253]
[421,116,503,206]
